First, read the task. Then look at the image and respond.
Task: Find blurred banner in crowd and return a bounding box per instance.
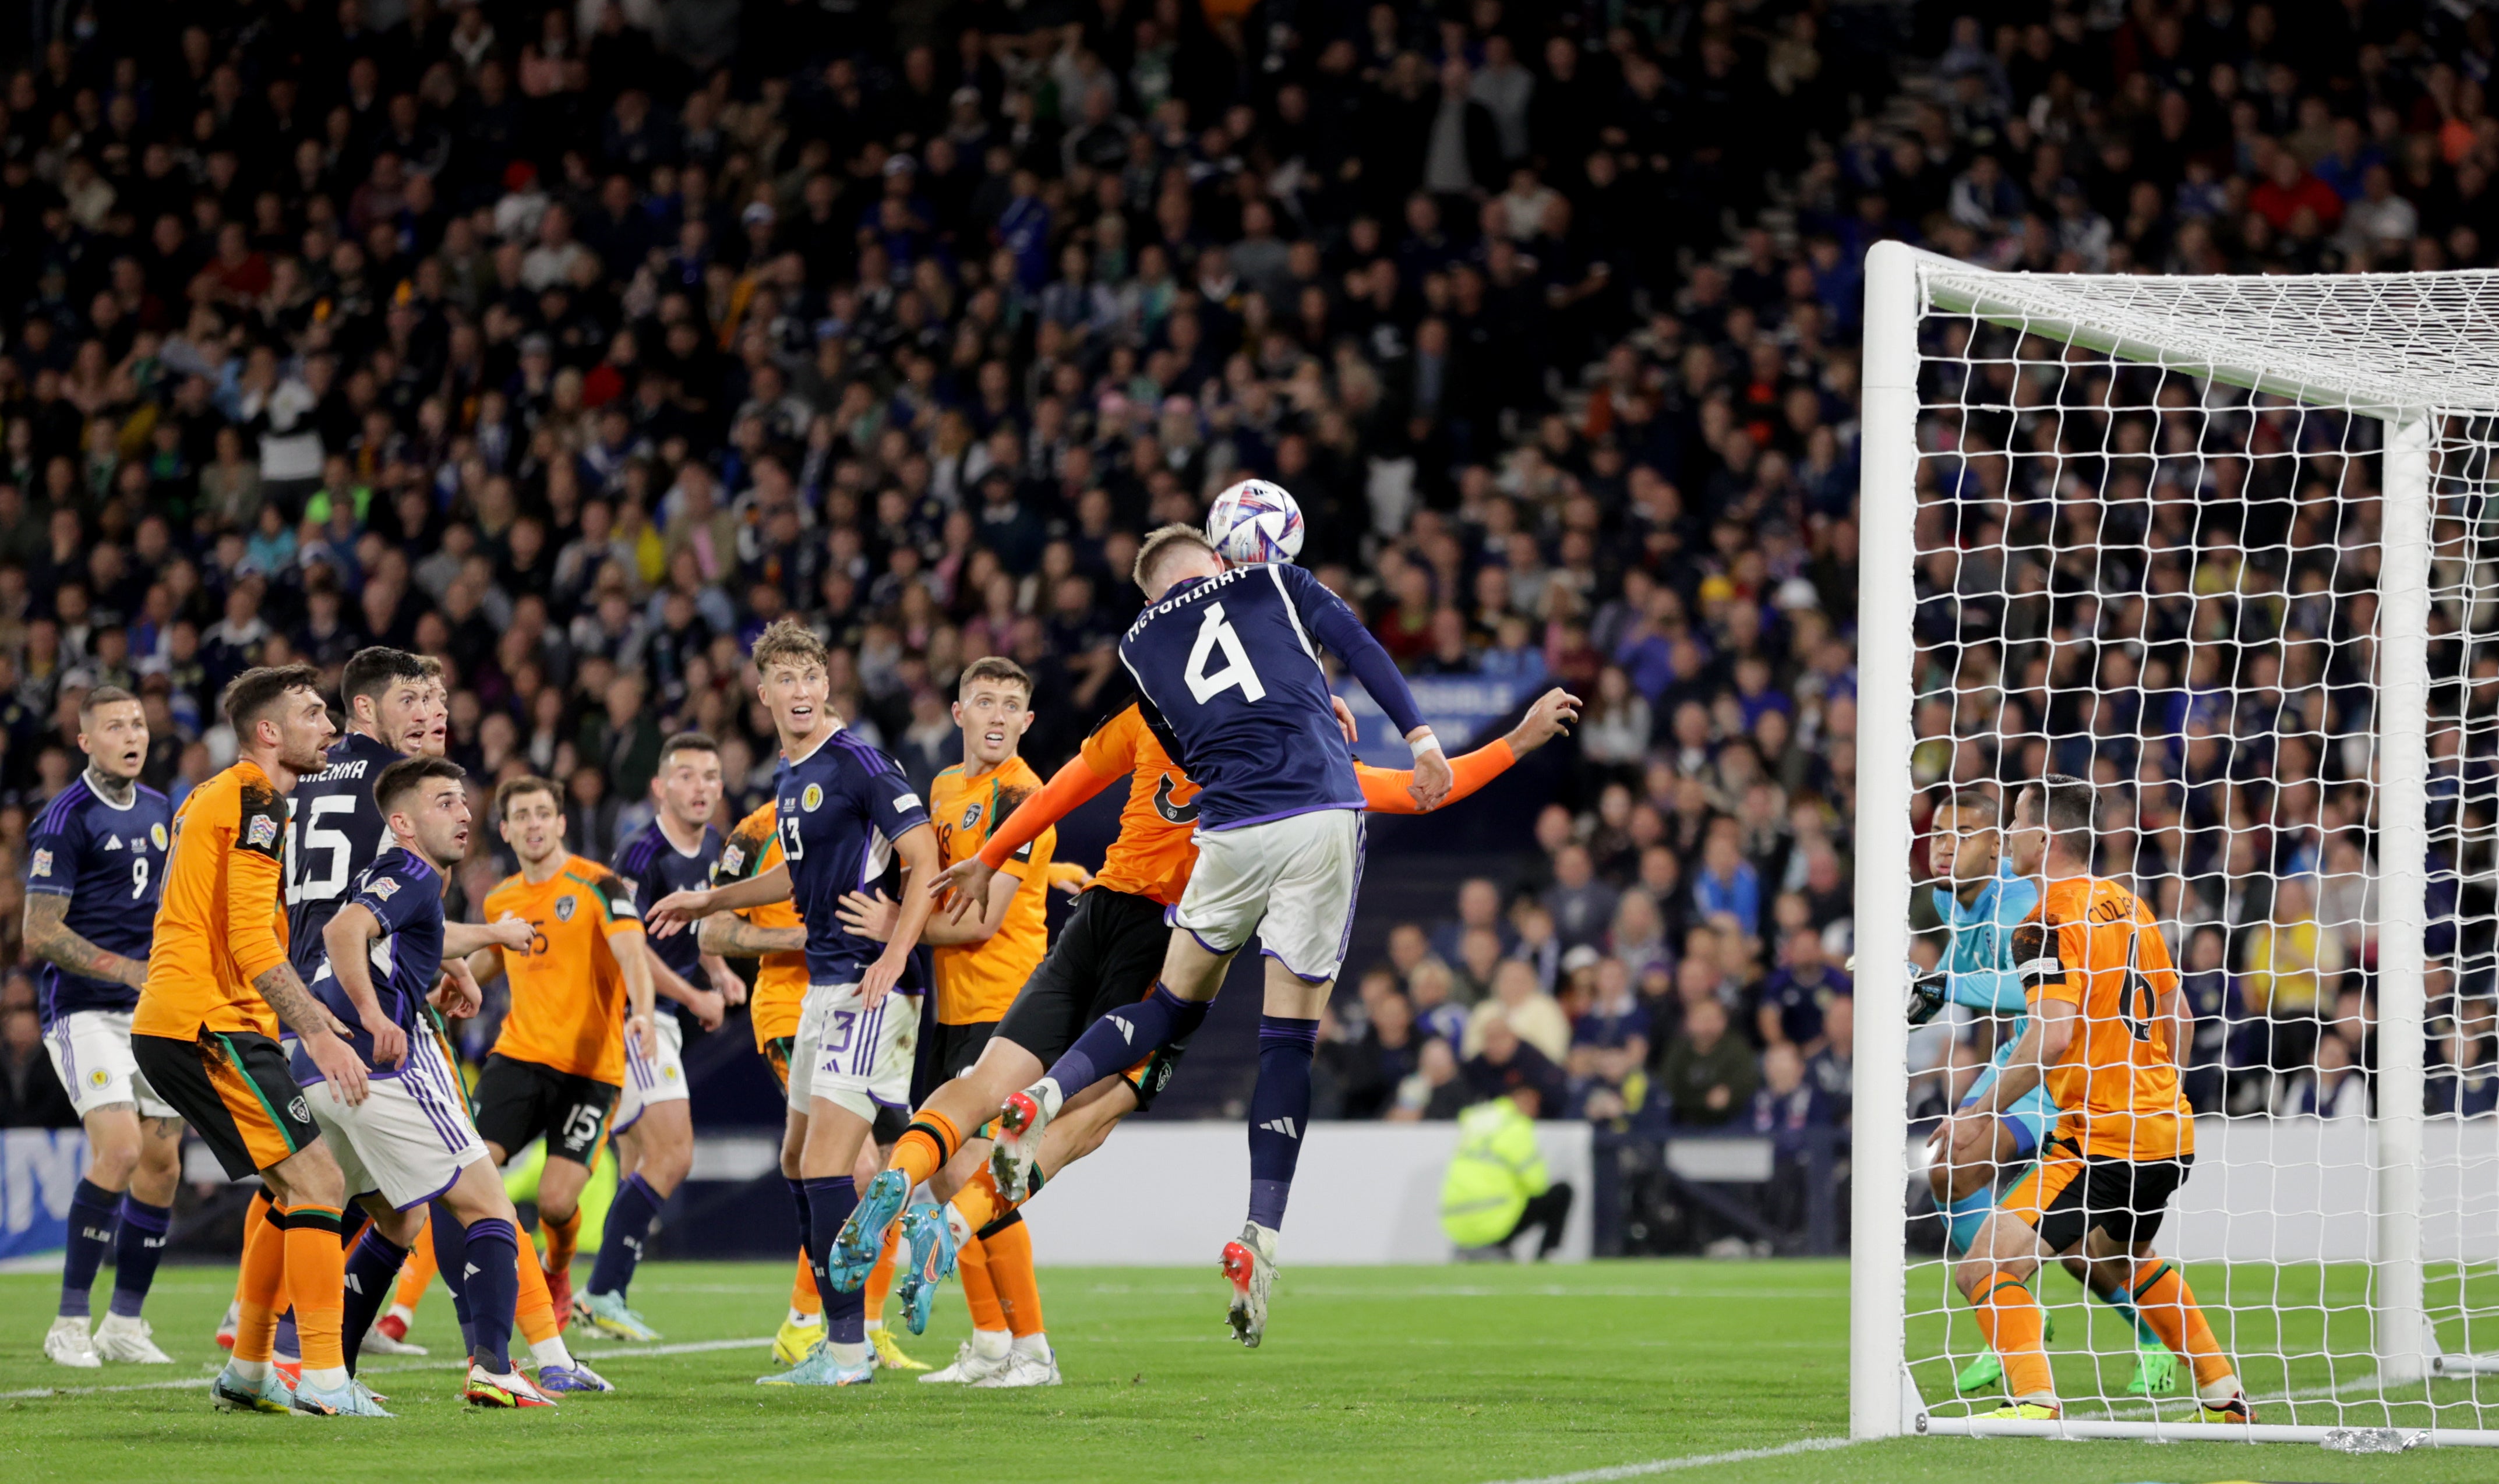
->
[1334,676,1543,754]
[2,1128,86,1262]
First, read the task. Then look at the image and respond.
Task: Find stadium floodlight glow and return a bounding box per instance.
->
[1854,241,2499,1447]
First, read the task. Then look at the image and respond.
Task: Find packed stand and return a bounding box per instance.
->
[1,0,2496,1139]
[1305,0,2499,1147]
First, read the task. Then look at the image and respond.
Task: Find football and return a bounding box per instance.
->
[1205,479,1305,565]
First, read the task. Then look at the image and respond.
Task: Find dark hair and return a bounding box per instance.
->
[375,755,466,815]
[659,730,719,767]
[2021,773,2097,839]
[78,684,139,719]
[1941,785,1999,822]
[494,773,562,817]
[223,665,324,732]
[341,646,433,712]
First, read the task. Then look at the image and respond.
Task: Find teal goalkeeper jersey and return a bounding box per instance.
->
[1932,863,2040,1072]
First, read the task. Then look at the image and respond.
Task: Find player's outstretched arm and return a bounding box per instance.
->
[860,823,942,1008]
[22,891,147,989]
[1354,687,1583,815]
[321,902,408,1070]
[646,863,791,936]
[1277,562,1453,807]
[254,960,368,1106]
[463,944,507,988]
[698,913,807,957]
[642,942,724,1030]
[933,748,1123,918]
[1947,964,2031,1014]
[840,859,1016,946]
[443,914,535,957]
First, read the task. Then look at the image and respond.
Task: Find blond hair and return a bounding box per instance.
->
[750,617,829,676]
[1134,522,1219,593]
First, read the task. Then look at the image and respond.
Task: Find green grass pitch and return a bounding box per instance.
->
[1,1259,2487,1482]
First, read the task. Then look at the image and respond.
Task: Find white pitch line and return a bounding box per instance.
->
[1476,1436,1858,1484]
[0,1335,772,1401]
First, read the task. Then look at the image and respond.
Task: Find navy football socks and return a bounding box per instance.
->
[58,1178,118,1319]
[1046,983,1209,1099]
[1246,1015,1321,1231]
[590,1172,666,1299]
[107,1195,170,1319]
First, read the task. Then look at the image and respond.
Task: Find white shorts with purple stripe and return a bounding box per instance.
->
[614,1013,688,1133]
[45,1008,178,1120]
[305,1026,486,1211]
[1172,807,1365,984]
[786,980,919,1121]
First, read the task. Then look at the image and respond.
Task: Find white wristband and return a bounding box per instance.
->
[1409,729,1443,759]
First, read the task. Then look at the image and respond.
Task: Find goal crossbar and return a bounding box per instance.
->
[1908,245,2499,416]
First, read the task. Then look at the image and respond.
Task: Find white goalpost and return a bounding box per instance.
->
[1852,240,2499,1446]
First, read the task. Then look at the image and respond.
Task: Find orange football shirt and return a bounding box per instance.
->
[929,756,1055,1024]
[719,801,809,1049]
[133,760,292,1041]
[2020,875,2193,1162]
[483,855,643,1084]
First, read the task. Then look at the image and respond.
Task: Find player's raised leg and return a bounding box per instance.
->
[993,926,1226,1202]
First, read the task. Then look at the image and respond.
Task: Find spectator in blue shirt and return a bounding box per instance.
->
[1692,828,1762,941]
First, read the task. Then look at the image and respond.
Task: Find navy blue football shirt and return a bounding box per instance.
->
[1117,560,1429,831]
[288,731,405,978]
[308,846,446,1073]
[614,819,723,1016]
[25,773,171,1025]
[774,725,931,986]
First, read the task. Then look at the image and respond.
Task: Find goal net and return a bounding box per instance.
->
[1851,242,2499,1447]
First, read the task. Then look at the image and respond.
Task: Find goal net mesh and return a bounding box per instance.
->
[1896,263,2499,1433]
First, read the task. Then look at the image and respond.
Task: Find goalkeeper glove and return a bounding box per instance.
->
[1907,965,1950,1026]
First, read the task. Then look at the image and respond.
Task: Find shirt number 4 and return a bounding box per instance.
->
[1185,602,1267,705]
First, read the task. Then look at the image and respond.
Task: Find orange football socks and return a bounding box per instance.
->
[541,1206,582,1281]
[231,1201,290,1364]
[1972,1270,2055,1401]
[983,1217,1044,1338]
[283,1204,350,1375]
[955,1225,1007,1333]
[2128,1258,2238,1393]
[890,1110,962,1189]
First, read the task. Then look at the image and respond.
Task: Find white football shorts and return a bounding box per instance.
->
[615,1012,690,1132]
[786,980,919,1121]
[45,1008,178,1120]
[1171,806,1365,984]
[303,1026,488,1210]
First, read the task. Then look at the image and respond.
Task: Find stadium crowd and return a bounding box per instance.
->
[1,0,2496,1157]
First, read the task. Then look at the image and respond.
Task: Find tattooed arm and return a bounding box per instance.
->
[249,960,350,1041]
[698,912,809,957]
[23,892,147,989]
[254,960,369,1106]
